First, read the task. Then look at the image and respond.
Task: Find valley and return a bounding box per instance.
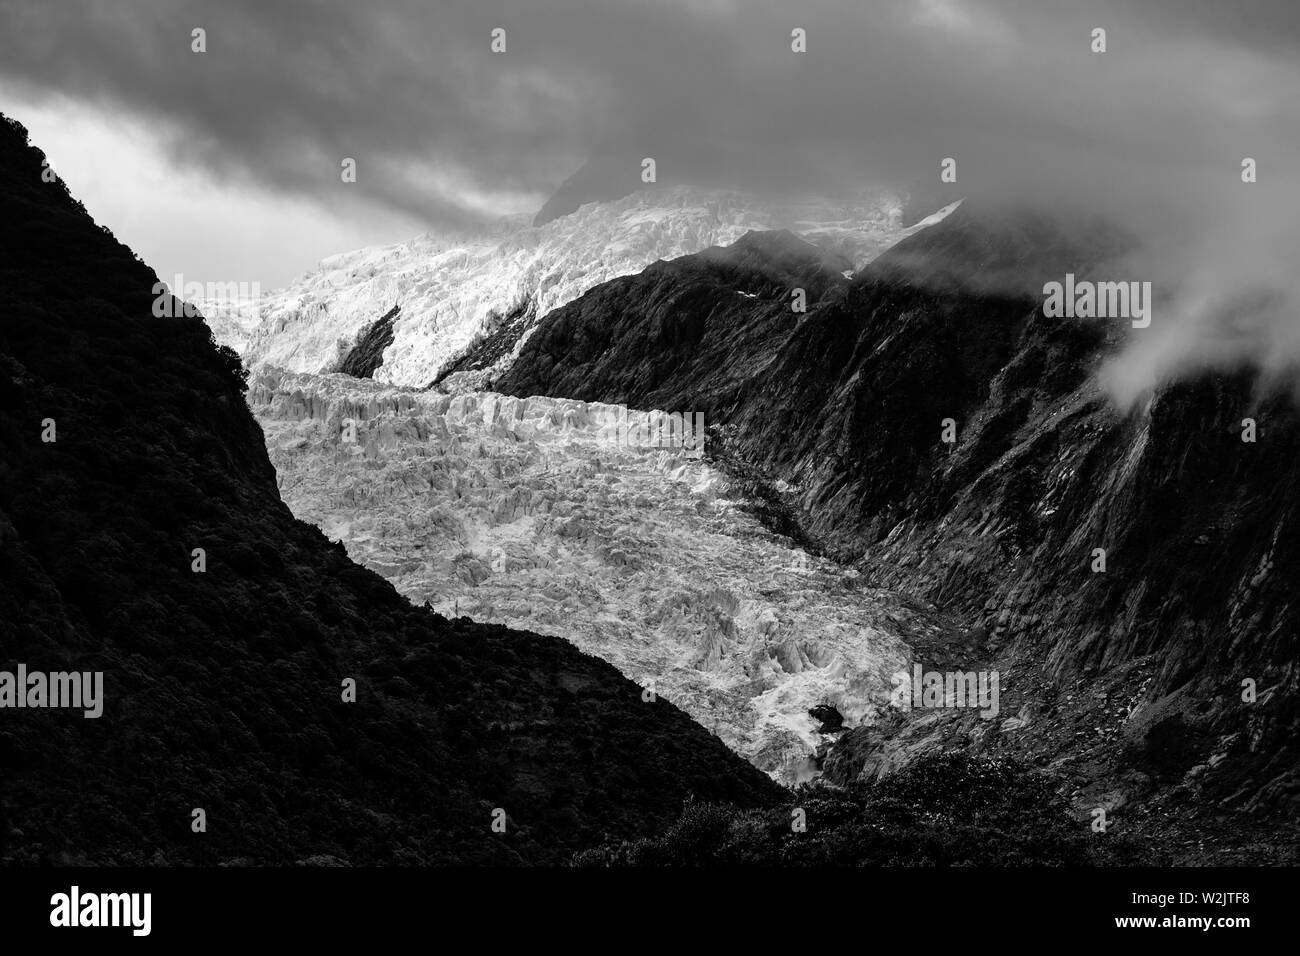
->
[197,179,1299,858]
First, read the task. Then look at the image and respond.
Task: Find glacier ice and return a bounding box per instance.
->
[250,367,921,783]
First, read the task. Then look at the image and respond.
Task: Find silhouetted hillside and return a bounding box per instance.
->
[575,753,1151,866]
[0,114,779,866]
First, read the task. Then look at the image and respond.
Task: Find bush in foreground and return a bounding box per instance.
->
[574,752,1155,866]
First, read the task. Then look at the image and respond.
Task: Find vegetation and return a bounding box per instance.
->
[575,753,1153,866]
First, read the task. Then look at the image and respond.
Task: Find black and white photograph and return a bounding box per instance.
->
[0,0,1296,940]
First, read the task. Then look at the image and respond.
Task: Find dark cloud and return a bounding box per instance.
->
[1,0,1298,391]
[0,0,1295,216]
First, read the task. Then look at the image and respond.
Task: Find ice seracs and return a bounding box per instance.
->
[249,367,921,783]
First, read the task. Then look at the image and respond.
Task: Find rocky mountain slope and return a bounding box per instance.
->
[0,114,780,866]
[455,229,855,410]
[222,188,952,392]
[493,204,1300,836]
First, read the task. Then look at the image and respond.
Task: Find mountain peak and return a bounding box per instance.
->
[228,185,934,392]
[532,152,651,227]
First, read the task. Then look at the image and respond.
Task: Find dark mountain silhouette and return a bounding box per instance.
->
[533,153,651,227]
[0,114,779,866]
[494,203,1300,836]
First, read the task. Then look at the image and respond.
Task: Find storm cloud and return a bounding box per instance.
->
[1,0,1298,393]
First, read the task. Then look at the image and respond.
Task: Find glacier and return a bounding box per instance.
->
[199,188,961,782]
[249,367,929,782]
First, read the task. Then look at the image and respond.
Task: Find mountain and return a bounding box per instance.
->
[0,113,780,866]
[493,204,1300,836]
[531,153,647,227]
[479,229,855,414]
[226,187,952,392]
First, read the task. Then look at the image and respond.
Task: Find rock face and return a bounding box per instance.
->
[0,114,780,866]
[491,229,855,414]
[249,368,922,783]
[220,187,952,391]
[333,304,399,379]
[495,205,1300,815]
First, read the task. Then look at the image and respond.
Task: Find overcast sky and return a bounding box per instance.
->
[0,0,1297,361]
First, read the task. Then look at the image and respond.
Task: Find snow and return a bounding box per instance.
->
[206,187,955,389]
[197,299,263,353]
[911,198,965,229]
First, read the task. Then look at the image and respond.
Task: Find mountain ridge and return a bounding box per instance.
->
[219,187,947,393]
